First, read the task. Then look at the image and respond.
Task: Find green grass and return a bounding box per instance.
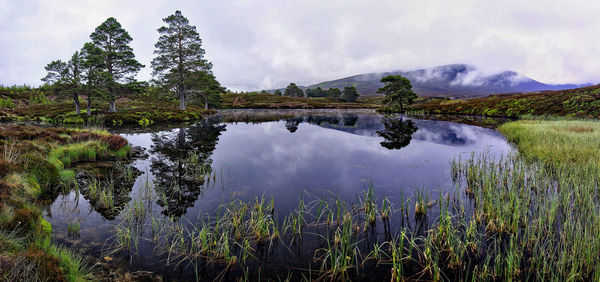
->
[0,124,131,281]
[45,244,95,281]
[499,119,600,165]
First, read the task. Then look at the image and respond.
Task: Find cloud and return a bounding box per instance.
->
[1,0,599,90]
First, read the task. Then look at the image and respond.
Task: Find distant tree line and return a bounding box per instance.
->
[42,10,224,114]
[270,82,359,102]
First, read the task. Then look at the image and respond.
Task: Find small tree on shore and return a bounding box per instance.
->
[284,83,304,97]
[377,75,417,112]
[342,86,359,102]
[187,71,226,109]
[151,10,214,110]
[42,51,84,114]
[90,17,143,112]
[327,88,342,98]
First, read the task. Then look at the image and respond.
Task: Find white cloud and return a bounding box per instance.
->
[1,0,599,90]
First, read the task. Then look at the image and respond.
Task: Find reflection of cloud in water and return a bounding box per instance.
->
[208,117,510,213]
[318,115,501,147]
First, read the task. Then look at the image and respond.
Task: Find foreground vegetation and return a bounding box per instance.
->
[0,124,132,281]
[4,115,600,280]
[410,84,600,118]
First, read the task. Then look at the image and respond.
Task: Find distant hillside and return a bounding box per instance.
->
[302,64,588,97]
[410,84,600,118]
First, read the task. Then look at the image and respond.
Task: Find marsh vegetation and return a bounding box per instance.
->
[3,110,600,281]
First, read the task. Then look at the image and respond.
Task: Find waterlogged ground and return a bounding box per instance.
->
[43,109,511,279]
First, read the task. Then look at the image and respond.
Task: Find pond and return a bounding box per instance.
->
[44,109,511,280]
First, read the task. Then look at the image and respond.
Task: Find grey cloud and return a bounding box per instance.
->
[0,0,599,91]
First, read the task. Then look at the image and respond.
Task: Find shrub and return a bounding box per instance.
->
[101,134,128,151]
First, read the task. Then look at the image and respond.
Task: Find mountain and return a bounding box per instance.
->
[304,64,589,97]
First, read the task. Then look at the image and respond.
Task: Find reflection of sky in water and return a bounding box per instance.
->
[45,112,511,261]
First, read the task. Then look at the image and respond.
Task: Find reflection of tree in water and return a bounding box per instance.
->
[342,113,358,126]
[376,116,418,150]
[305,115,340,126]
[150,117,226,217]
[285,117,304,133]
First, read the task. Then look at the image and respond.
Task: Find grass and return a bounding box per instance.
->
[0,124,133,281]
[499,119,600,165]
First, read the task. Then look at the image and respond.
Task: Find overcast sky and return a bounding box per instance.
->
[1,0,598,90]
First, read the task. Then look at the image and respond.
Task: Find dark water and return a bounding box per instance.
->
[43,109,511,278]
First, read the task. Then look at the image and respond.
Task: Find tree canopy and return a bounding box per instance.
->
[79,42,108,115]
[284,83,304,97]
[306,87,326,98]
[151,10,216,110]
[42,51,84,114]
[342,86,359,102]
[377,75,418,112]
[90,17,143,112]
[327,88,342,98]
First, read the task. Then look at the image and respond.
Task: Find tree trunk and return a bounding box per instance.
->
[73,94,81,115]
[399,102,404,113]
[109,100,117,112]
[87,96,92,116]
[178,127,186,148]
[204,95,208,110]
[179,90,186,111]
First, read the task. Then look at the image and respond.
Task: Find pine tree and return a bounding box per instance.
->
[377,75,417,112]
[327,88,342,98]
[342,86,359,102]
[42,51,84,114]
[90,17,143,112]
[151,10,215,110]
[284,83,304,97]
[80,42,107,116]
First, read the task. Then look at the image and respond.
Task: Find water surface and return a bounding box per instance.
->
[44,109,511,277]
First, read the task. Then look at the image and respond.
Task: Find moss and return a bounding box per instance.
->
[40,219,52,246]
[62,115,85,124]
[138,117,152,126]
[0,97,15,108]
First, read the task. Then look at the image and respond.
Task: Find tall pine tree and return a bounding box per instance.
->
[80,42,108,116]
[90,17,143,112]
[151,10,215,110]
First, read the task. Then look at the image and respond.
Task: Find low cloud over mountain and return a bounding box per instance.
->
[307,64,589,97]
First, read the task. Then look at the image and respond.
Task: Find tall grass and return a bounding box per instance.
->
[499,119,600,165]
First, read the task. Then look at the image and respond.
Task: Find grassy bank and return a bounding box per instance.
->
[222,93,382,109]
[499,119,600,165]
[0,124,131,281]
[408,84,600,118]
